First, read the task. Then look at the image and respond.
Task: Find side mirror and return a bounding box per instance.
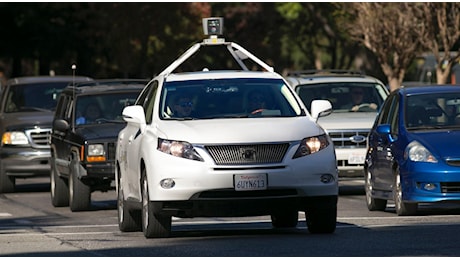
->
[310,100,333,121]
[53,119,69,133]
[376,124,391,134]
[376,124,395,143]
[122,105,146,125]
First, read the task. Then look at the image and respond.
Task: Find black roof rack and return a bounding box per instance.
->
[287,70,365,77]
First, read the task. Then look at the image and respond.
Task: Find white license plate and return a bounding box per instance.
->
[234,173,267,191]
[348,153,365,164]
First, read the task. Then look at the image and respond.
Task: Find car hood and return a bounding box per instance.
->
[409,130,460,159]
[0,111,54,130]
[76,123,126,140]
[157,117,325,144]
[317,112,377,130]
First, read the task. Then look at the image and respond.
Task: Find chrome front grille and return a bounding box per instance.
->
[26,128,52,148]
[205,143,290,165]
[328,129,369,149]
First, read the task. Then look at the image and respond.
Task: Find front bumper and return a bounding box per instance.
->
[154,195,338,218]
[80,161,115,191]
[401,164,460,203]
[335,148,366,178]
[0,147,50,177]
[145,143,339,202]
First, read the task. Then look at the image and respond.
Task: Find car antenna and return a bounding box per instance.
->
[71,64,76,132]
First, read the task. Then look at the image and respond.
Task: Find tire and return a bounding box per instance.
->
[305,197,337,234]
[141,171,171,238]
[271,210,298,228]
[50,157,69,207]
[69,158,91,212]
[117,167,141,232]
[393,170,417,216]
[0,164,15,193]
[365,169,387,211]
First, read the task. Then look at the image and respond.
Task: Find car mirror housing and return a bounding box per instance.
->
[376,124,391,135]
[310,100,333,121]
[53,119,69,133]
[122,105,146,125]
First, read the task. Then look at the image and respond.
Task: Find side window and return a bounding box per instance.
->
[389,98,399,136]
[55,94,72,121]
[376,94,395,125]
[66,98,75,123]
[144,81,158,125]
[134,80,158,125]
[54,95,66,119]
[135,81,153,107]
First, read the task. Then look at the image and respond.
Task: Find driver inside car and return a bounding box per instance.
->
[76,103,102,124]
[342,87,377,112]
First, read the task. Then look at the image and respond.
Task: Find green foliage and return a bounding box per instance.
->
[2,2,451,85]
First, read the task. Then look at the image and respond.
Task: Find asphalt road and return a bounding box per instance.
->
[1,178,460,257]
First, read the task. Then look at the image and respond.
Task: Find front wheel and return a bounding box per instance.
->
[393,170,417,216]
[365,169,387,211]
[50,158,69,207]
[69,159,91,212]
[117,167,141,232]
[141,171,171,238]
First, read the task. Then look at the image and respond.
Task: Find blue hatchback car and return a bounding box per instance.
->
[365,85,460,215]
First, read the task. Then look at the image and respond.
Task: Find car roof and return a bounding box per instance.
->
[6,75,93,85]
[285,70,385,86]
[73,78,149,87]
[398,84,460,95]
[62,82,146,96]
[164,70,285,82]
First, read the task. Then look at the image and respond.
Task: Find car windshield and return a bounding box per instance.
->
[406,92,460,130]
[4,82,68,112]
[296,82,387,113]
[75,92,139,125]
[160,78,303,119]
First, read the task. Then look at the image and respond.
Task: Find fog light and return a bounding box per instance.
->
[160,178,175,189]
[320,174,334,184]
[424,183,436,191]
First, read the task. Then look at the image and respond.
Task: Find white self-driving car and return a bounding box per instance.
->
[115,18,338,238]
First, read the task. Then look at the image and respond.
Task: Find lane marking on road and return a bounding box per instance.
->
[0,213,12,217]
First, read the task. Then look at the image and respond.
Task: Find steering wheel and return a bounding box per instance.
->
[351,103,377,112]
[251,108,265,115]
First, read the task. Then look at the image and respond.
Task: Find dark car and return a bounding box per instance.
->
[365,84,460,216]
[50,81,145,211]
[0,75,93,193]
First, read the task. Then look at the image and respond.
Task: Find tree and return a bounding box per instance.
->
[275,3,361,74]
[413,3,460,84]
[344,3,423,91]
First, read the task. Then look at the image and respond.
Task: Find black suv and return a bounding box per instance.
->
[50,80,146,211]
[0,75,93,193]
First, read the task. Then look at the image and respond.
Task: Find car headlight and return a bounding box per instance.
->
[158,138,203,161]
[293,134,330,159]
[85,144,106,162]
[404,141,437,163]
[2,131,29,145]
